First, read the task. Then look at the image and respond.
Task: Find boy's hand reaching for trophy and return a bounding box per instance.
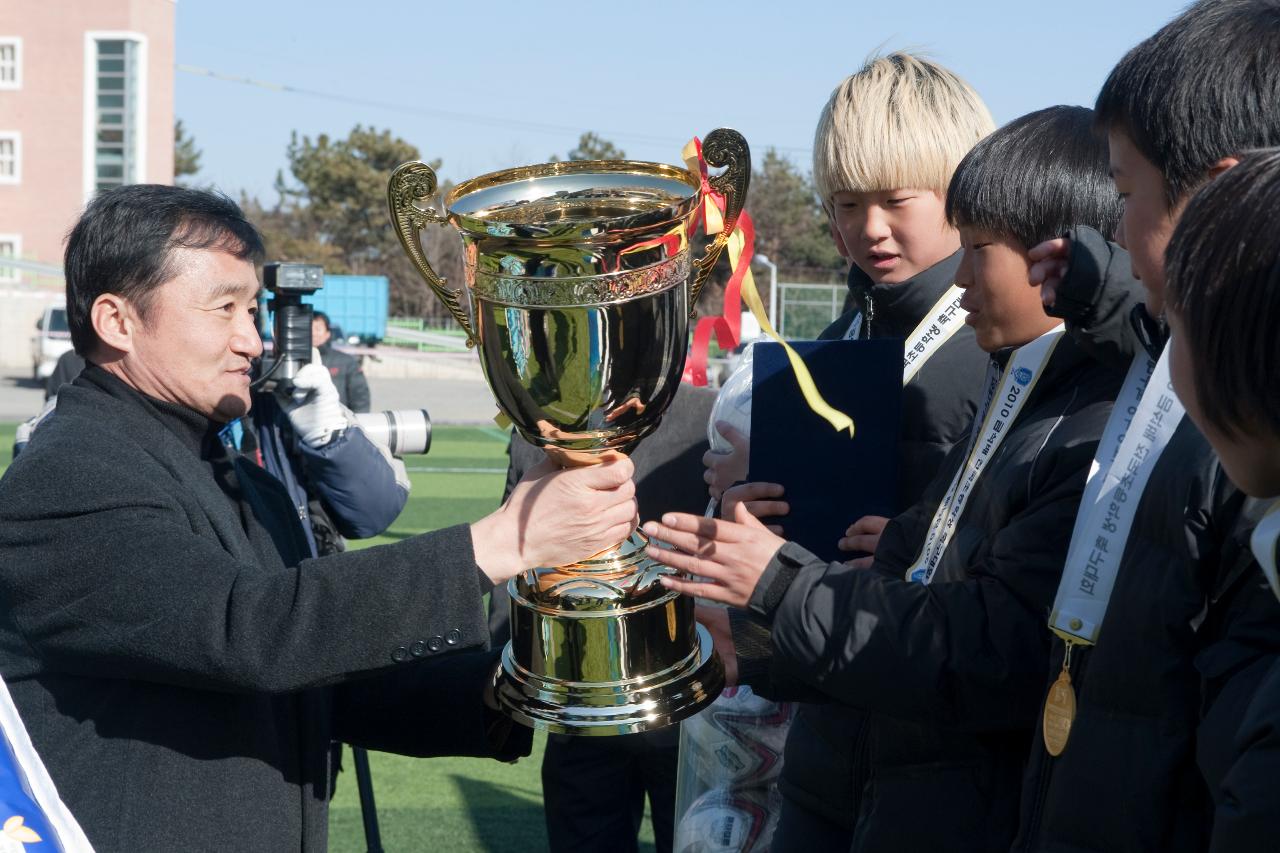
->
[641,503,785,609]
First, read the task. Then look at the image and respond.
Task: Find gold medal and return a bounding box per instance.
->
[1043,670,1076,756]
[1043,641,1077,757]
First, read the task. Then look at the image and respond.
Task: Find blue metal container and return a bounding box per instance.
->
[261,275,389,343]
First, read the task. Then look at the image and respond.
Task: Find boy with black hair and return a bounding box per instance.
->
[1165,149,1280,851]
[649,105,1124,853]
[1013,3,1280,850]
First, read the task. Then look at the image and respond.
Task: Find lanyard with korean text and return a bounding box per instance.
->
[902,285,967,384]
[1251,500,1280,603]
[903,324,1065,585]
[844,285,968,387]
[1042,347,1185,756]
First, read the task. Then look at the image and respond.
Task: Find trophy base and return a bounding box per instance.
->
[494,530,725,736]
[494,624,723,736]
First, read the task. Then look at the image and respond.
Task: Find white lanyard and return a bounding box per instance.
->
[1049,348,1185,643]
[905,325,1065,585]
[1251,500,1280,603]
[841,285,967,386]
[902,284,968,384]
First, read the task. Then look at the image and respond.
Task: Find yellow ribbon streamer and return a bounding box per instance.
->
[728,227,855,436]
[684,137,853,436]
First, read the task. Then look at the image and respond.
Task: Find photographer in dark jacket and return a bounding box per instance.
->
[0,184,639,851]
[312,310,371,413]
[649,108,1126,853]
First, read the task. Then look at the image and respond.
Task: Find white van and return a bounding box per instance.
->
[31,303,73,381]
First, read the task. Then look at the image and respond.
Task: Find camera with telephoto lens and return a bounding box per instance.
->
[258,262,433,457]
[354,409,432,457]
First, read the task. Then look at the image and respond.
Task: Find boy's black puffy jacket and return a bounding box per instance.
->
[756,253,990,835]
[1197,498,1280,853]
[1012,227,1280,852]
[742,328,1122,853]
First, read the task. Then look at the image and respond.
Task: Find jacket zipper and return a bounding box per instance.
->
[1022,641,1090,848]
[850,716,872,822]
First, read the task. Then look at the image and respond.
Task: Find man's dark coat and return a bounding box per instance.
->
[0,370,523,851]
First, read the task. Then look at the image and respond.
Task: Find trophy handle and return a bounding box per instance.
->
[688,128,752,317]
[387,161,479,347]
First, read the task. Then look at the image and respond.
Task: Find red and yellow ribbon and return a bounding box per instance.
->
[681,138,853,436]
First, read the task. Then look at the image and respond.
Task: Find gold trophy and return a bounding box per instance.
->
[387,129,749,735]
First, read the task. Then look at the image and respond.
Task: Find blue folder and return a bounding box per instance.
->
[749,339,902,563]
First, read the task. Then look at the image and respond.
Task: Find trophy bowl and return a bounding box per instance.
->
[387,130,749,734]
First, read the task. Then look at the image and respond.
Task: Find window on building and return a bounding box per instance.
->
[0,38,20,89]
[0,132,19,184]
[0,236,20,285]
[93,38,141,193]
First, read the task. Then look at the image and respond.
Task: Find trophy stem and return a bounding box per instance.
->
[495,529,724,736]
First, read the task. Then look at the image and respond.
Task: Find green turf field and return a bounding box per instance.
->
[0,423,657,852]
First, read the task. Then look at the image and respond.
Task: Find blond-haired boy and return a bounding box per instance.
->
[701,51,995,851]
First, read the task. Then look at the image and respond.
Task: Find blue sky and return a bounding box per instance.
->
[176,0,1189,201]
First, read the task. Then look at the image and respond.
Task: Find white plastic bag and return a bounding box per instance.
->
[676,348,796,852]
[674,686,795,852]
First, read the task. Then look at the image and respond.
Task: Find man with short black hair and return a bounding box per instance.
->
[0,183,639,851]
[312,310,371,412]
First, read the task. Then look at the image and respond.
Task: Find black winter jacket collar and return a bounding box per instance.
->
[832,251,964,340]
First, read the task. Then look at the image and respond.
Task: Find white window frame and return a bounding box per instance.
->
[0,131,20,185]
[83,31,148,200]
[0,234,22,285]
[0,37,21,90]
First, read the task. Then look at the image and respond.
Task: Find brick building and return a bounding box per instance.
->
[0,0,174,369]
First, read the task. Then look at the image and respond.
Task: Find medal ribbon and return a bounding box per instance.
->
[901,285,967,385]
[1048,348,1184,644]
[904,325,1065,585]
[1251,500,1280,603]
[681,138,853,436]
[841,285,966,377]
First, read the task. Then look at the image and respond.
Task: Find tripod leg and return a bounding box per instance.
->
[352,746,384,853]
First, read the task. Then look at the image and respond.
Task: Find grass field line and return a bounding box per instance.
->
[405,466,507,474]
[481,426,512,443]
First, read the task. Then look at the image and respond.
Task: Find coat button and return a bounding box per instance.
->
[410,640,426,658]
[427,635,444,652]
[391,646,409,663]
[445,629,461,646]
